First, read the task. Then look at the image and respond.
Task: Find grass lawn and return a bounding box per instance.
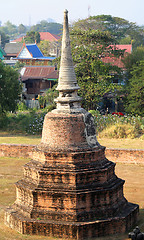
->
[0,157,144,240]
[98,137,144,150]
[0,131,144,149]
[0,131,41,145]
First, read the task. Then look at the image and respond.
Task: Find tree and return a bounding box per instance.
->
[30,21,62,35]
[18,24,26,34]
[123,46,144,78]
[125,61,144,116]
[72,15,144,48]
[38,40,51,56]
[0,30,9,47]
[0,62,22,114]
[70,29,123,110]
[25,31,40,43]
[2,21,17,35]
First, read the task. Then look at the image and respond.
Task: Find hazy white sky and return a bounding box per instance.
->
[1,0,144,26]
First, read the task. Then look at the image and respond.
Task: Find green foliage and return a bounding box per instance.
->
[38,40,51,56]
[0,62,22,114]
[38,95,45,107]
[30,21,62,35]
[1,109,143,138]
[1,21,17,36]
[70,28,123,110]
[45,85,58,106]
[25,31,40,43]
[123,46,144,77]
[0,30,9,47]
[17,101,27,111]
[125,61,144,116]
[72,15,144,48]
[18,24,26,34]
[13,61,25,71]
[99,123,138,139]
[90,110,144,138]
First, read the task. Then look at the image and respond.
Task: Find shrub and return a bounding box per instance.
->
[90,111,144,138]
[17,101,28,111]
[98,123,138,139]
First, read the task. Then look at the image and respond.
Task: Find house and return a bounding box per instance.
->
[20,65,58,100]
[4,42,23,60]
[11,32,61,43]
[15,43,55,65]
[39,32,61,42]
[102,44,132,69]
[100,44,132,112]
[11,32,61,57]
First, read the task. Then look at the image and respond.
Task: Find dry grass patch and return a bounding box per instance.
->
[98,137,144,149]
[0,132,41,145]
[0,132,144,149]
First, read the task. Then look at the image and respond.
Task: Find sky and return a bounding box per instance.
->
[1,0,144,26]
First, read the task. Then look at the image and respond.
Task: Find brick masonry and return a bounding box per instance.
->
[0,143,143,165]
[4,113,139,239]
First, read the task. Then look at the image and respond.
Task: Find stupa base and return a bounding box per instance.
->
[5,202,138,240]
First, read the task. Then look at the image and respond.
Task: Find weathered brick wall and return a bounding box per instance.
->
[0,144,143,165]
[0,144,35,158]
[105,148,144,165]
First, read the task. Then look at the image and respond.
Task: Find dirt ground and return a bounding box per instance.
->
[0,157,144,240]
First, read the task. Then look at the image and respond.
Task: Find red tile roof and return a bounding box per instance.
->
[39,32,61,41]
[102,44,132,69]
[109,44,132,53]
[21,66,58,80]
[11,32,61,43]
[102,56,125,68]
[11,36,24,43]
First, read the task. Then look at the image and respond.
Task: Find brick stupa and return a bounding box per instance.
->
[5,9,139,240]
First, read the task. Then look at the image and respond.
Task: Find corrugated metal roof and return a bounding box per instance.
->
[26,44,43,58]
[21,66,58,81]
[4,43,23,54]
[46,70,59,79]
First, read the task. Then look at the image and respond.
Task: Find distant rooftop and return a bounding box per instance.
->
[11,32,61,43]
[20,65,58,81]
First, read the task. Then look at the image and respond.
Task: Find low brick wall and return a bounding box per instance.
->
[0,143,143,165]
[106,148,144,165]
[0,144,35,158]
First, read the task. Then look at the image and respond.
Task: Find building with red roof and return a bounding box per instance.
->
[102,44,132,69]
[11,32,61,43]
[11,32,61,57]
[39,32,61,41]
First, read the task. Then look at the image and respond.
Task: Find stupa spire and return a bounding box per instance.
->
[54,9,83,113]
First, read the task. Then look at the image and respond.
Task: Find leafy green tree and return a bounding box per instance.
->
[0,62,22,114]
[38,40,51,56]
[70,29,123,110]
[125,61,144,116]
[0,30,9,47]
[30,21,62,35]
[72,15,144,48]
[18,24,26,34]
[123,46,144,78]
[45,85,58,106]
[25,31,40,43]
[2,21,17,35]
